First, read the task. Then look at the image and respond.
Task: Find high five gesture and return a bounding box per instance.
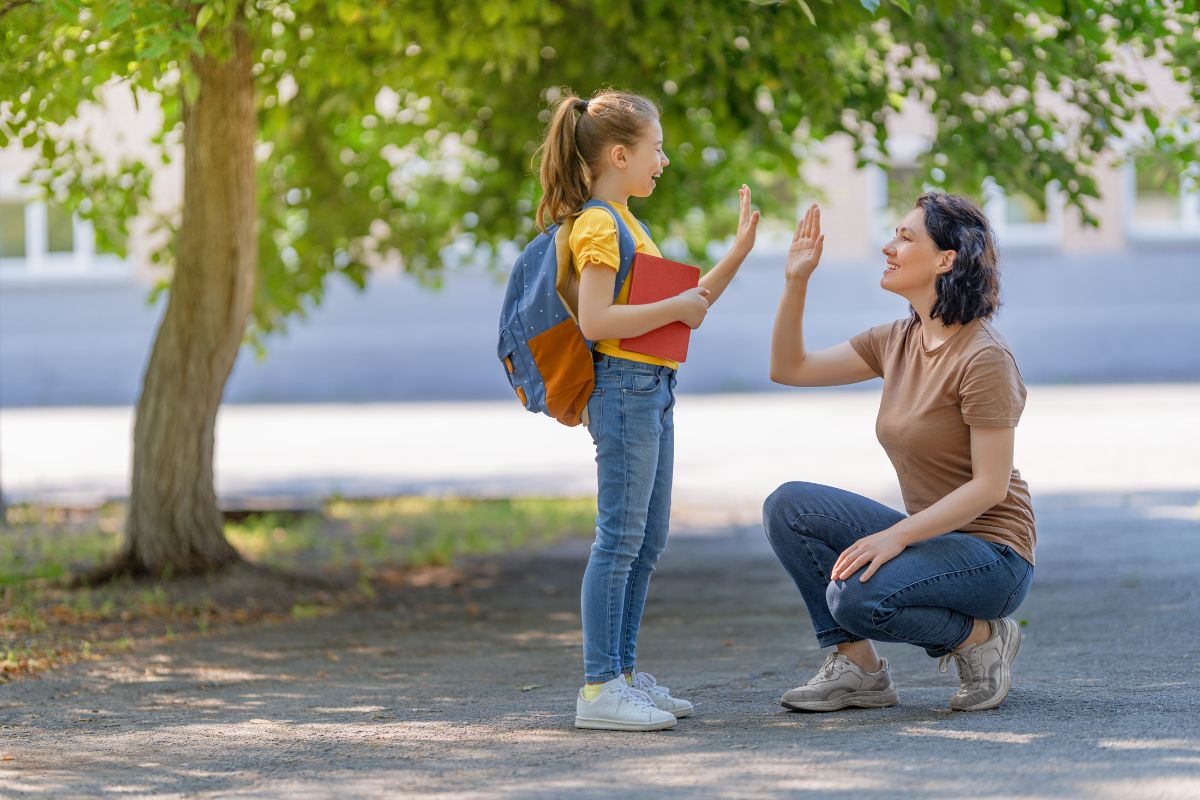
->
[784,203,824,284]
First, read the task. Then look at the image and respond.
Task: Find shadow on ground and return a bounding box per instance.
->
[2,490,1197,798]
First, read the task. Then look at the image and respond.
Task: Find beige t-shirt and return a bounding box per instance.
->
[850,317,1036,565]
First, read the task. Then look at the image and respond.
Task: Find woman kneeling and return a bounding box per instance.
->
[765,193,1035,713]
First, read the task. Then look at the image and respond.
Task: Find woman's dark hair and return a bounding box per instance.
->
[914,192,1001,325]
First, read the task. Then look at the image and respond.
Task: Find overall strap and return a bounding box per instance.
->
[579,198,641,301]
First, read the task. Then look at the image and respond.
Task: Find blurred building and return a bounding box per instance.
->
[2,55,1196,283]
[805,55,1198,261]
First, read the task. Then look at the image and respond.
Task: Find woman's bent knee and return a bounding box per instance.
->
[827,579,873,635]
[763,481,822,530]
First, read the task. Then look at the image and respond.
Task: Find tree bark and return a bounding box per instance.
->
[109,26,256,578]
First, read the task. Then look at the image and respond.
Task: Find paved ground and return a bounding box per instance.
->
[1,489,1197,798]
[4,385,1199,508]
[1,385,1198,798]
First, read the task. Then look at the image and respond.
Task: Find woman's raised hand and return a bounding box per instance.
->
[732,184,761,258]
[784,204,824,284]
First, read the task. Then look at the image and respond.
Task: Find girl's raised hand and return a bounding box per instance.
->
[784,204,824,284]
[732,184,761,258]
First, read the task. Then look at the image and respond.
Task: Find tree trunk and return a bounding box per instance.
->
[111,27,256,577]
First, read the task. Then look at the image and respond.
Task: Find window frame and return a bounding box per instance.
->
[1122,156,1200,244]
[0,189,131,283]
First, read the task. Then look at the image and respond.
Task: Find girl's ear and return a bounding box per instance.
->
[607,143,629,170]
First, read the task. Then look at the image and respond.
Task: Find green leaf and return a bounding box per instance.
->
[796,0,817,26]
[103,1,131,28]
[196,5,215,33]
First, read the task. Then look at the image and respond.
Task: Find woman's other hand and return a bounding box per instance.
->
[832,529,907,583]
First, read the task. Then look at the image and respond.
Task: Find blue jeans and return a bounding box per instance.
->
[581,354,677,683]
[763,482,1034,657]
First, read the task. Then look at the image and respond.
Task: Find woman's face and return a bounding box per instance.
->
[880,205,954,297]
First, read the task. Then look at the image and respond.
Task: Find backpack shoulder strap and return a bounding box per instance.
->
[578,199,638,301]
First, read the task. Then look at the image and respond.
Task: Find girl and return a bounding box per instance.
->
[535,90,759,731]
[764,193,1035,712]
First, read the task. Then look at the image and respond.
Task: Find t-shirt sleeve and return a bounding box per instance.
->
[959,346,1027,426]
[569,208,619,272]
[849,321,897,378]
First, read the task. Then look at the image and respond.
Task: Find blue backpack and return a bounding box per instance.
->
[498,199,645,426]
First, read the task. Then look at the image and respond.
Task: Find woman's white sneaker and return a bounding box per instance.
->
[575,676,677,731]
[630,671,694,718]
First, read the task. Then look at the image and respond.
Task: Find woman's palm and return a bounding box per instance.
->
[785,204,824,282]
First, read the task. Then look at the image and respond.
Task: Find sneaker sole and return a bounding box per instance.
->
[574,716,677,731]
[953,618,1023,712]
[669,705,693,719]
[781,688,899,713]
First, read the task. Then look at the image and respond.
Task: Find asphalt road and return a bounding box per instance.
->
[1,489,1197,798]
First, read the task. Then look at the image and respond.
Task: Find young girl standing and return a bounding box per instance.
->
[535,90,759,731]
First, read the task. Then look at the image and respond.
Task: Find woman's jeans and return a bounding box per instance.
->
[763,482,1034,657]
[581,354,677,683]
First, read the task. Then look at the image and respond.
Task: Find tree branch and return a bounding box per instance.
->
[0,0,36,19]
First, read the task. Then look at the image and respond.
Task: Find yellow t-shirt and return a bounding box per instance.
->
[568,203,678,369]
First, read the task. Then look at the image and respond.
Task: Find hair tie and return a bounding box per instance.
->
[574,99,589,114]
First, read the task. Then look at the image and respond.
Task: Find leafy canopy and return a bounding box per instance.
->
[2,0,1196,339]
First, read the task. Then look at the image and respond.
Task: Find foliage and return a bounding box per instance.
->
[1,0,1196,343]
[0,496,597,679]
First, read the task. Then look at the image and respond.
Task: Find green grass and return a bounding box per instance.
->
[1,496,597,681]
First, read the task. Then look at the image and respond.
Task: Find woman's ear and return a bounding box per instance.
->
[937,250,957,274]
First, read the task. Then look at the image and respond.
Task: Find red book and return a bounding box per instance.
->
[619,253,701,363]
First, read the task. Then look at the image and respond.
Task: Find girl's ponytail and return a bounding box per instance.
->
[534,89,661,232]
[536,94,591,232]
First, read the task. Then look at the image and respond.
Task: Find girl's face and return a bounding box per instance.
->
[880,206,954,297]
[617,119,669,198]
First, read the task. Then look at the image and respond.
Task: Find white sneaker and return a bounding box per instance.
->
[631,671,694,718]
[575,676,677,731]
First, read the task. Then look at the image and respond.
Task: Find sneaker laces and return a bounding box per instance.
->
[632,671,668,694]
[810,652,847,684]
[938,648,983,683]
[614,683,658,709]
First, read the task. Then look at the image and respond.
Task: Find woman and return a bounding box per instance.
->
[764,192,1035,713]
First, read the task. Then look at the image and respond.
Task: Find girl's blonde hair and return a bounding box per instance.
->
[535,89,660,231]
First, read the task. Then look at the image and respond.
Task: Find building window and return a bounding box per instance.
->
[868,137,933,244]
[0,201,25,259]
[883,164,924,231]
[46,203,75,253]
[1126,152,1199,239]
[0,197,127,281]
[1002,191,1049,226]
[983,180,1063,249]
